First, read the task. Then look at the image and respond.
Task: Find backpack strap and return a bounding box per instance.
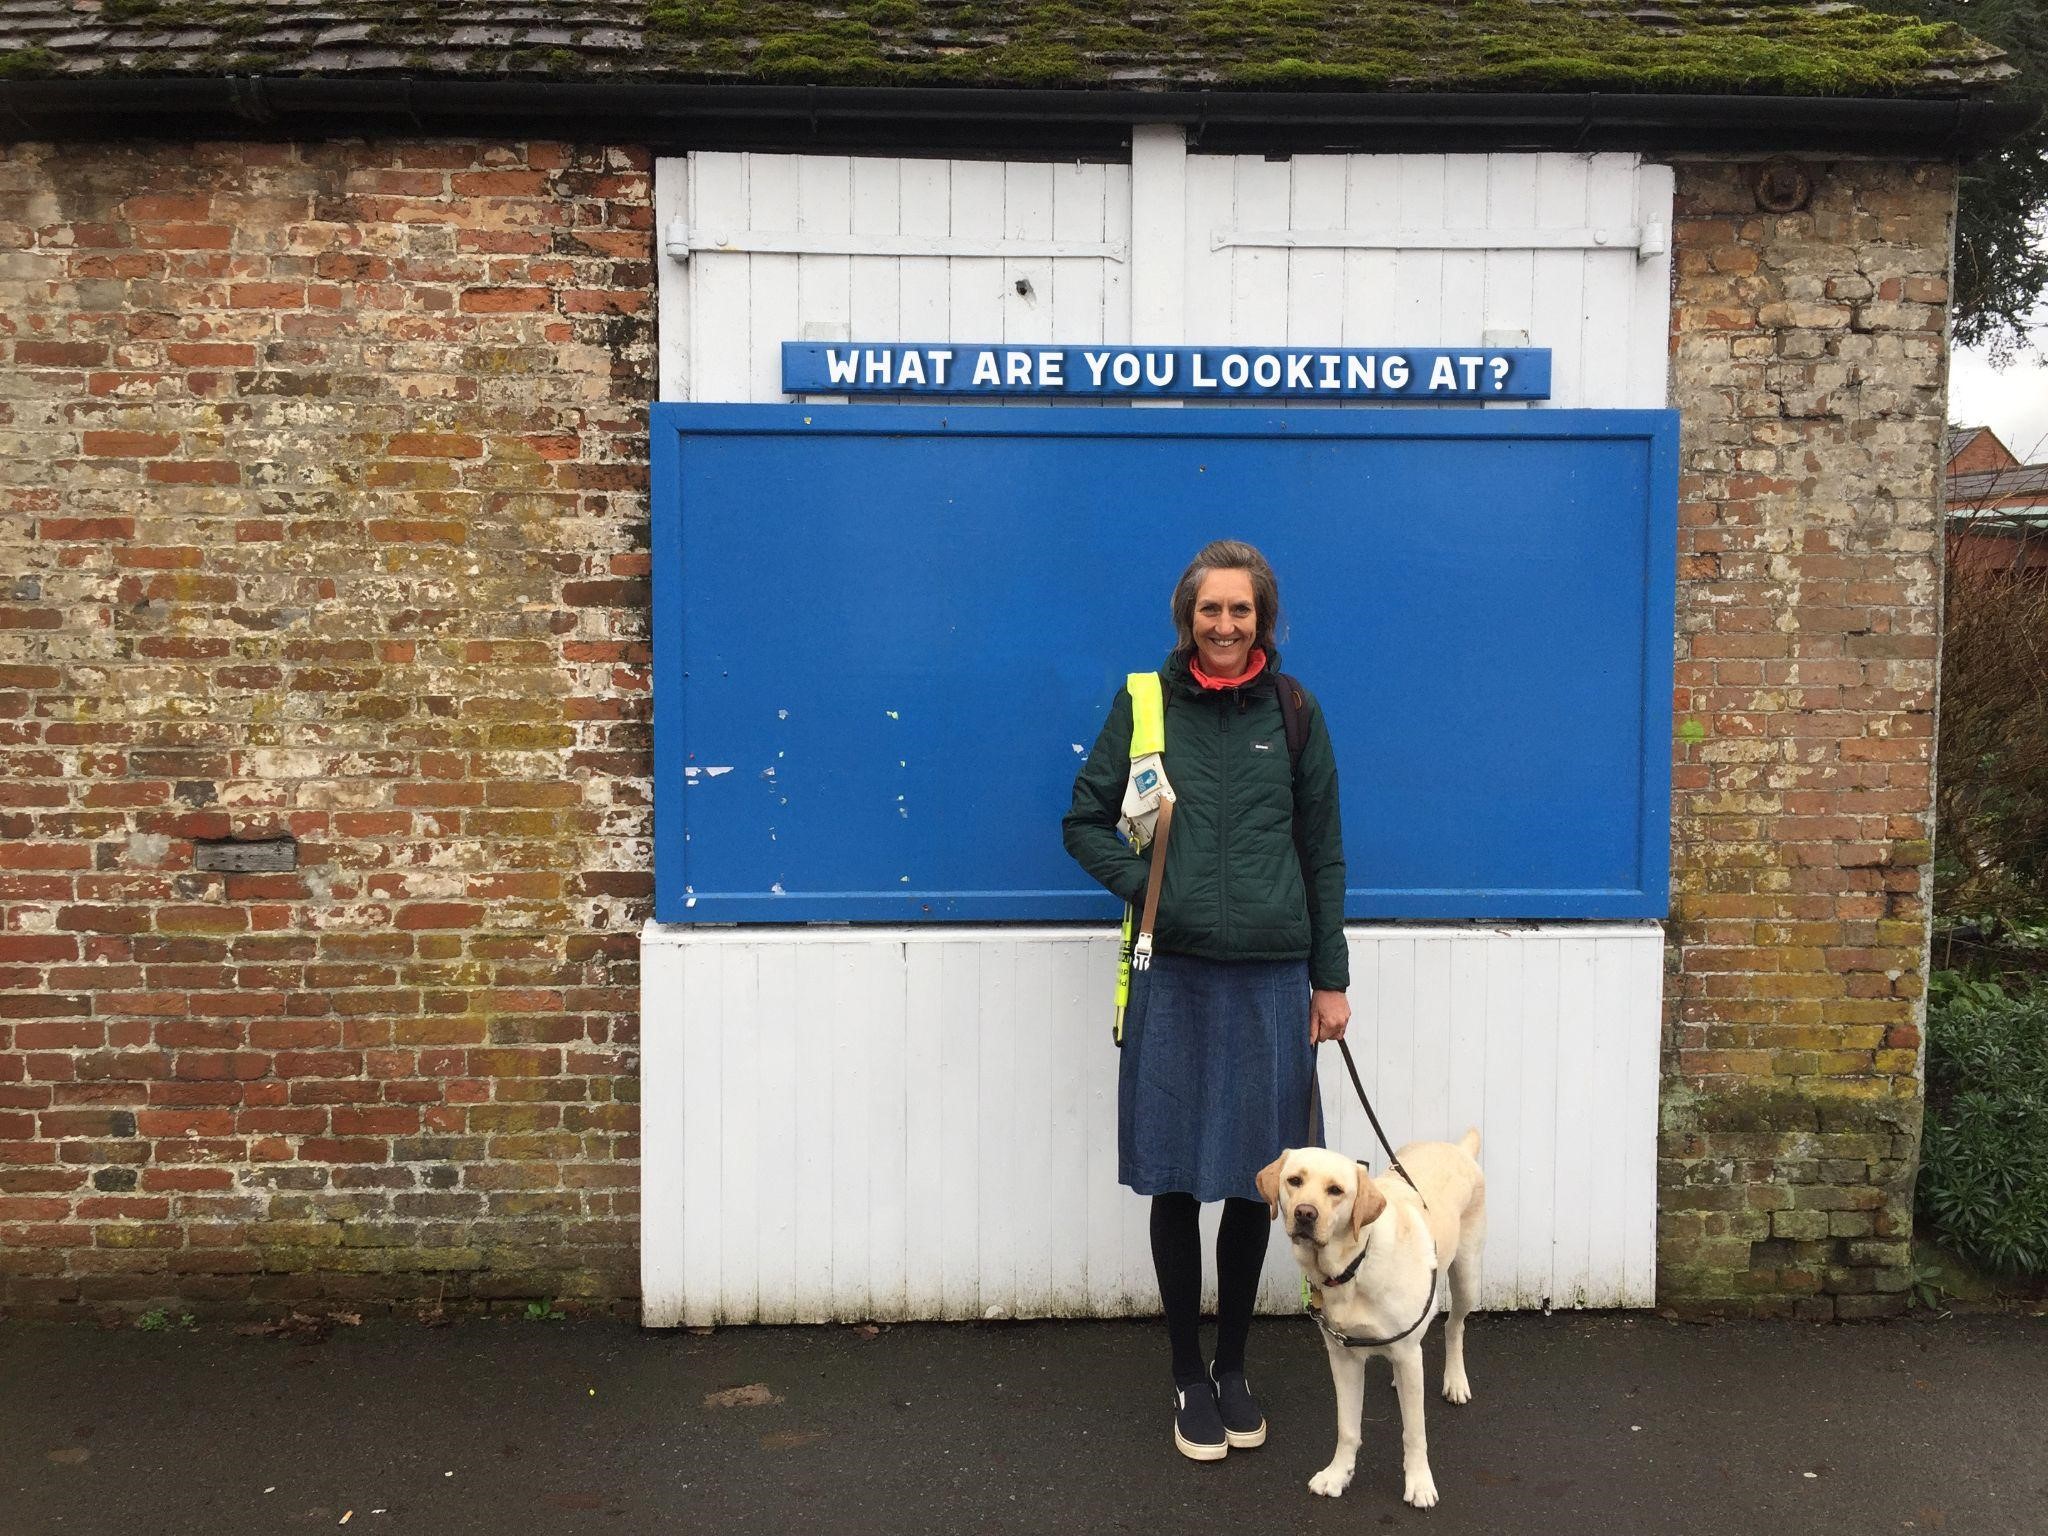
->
[1273,671,1309,768]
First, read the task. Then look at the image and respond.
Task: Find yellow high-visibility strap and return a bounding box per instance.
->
[1113,673,1164,1045]
[1127,671,1164,757]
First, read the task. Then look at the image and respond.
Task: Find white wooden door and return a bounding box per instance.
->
[644,137,1674,1324]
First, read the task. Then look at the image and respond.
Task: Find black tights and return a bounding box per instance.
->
[1149,1192,1269,1387]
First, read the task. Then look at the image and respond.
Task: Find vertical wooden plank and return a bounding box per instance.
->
[867,933,909,1321]
[1530,152,1591,408]
[897,157,951,356]
[1584,937,1633,1303]
[1285,155,1348,354]
[1515,937,1560,1304]
[1047,936,1094,1312]
[685,152,750,403]
[1445,932,1488,1153]
[676,942,722,1324]
[1341,154,1401,356]
[902,935,945,1317]
[1579,154,1639,409]
[1549,934,1599,1307]
[830,942,872,1319]
[1229,155,1292,347]
[977,939,1019,1313]
[1180,152,1235,349]
[1129,124,1186,345]
[716,942,759,1324]
[1392,155,1447,346]
[946,159,1007,366]
[1479,937,1525,1308]
[791,154,853,402]
[754,935,800,1321]
[1011,939,1054,1315]
[1050,160,1109,357]
[1480,152,1538,411]
[1372,935,1416,1174]
[744,153,802,409]
[1439,154,1491,346]
[1410,932,1452,1142]
[1002,160,1056,356]
[1621,933,1665,1305]
[637,931,687,1326]
[938,940,982,1318]
[1326,930,1367,1158]
[654,157,690,402]
[790,942,835,1322]
[1101,163,1134,348]
[848,156,903,379]
[1628,161,1677,409]
[1083,936,1136,1311]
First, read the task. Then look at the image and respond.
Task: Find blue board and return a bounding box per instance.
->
[651,404,1678,923]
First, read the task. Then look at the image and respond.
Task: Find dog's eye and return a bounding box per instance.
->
[1326,1185,1344,1198]
[1285,1174,1303,1187]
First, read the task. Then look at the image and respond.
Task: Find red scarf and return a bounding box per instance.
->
[1189,647,1269,692]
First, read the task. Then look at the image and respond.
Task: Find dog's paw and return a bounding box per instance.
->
[1308,1464,1354,1499]
[1403,1467,1440,1509]
[1442,1372,1471,1405]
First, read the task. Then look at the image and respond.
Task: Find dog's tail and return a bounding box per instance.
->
[1459,1126,1481,1158]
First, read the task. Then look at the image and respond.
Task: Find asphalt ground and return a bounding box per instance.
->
[3,1309,2046,1536]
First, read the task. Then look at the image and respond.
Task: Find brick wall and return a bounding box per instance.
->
[1663,159,1952,1318]
[1,136,1956,1321]
[0,140,654,1319]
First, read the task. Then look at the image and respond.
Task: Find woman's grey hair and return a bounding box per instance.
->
[1170,539,1282,661]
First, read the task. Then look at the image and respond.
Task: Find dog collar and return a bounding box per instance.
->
[1317,1236,1370,1290]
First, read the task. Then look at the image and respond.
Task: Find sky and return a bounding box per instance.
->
[1949,327,2048,463]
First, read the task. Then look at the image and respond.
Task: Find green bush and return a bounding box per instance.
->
[1918,977,2048,1275]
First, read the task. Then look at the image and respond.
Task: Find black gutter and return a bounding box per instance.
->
[0,76,2034,157]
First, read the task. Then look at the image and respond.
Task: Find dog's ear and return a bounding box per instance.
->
[1348,1167,1387,1240]
[1254,1153,1290,1221]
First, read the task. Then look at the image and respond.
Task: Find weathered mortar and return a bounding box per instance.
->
[0,138,654,1318]
[1662,158,1951,1319]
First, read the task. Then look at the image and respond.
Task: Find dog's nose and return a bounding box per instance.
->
[1292,1203,1317,1230]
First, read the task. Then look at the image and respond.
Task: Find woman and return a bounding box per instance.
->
[1063,538,1350,1463]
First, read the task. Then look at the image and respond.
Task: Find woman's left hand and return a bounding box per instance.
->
[1310,988,1350,1043]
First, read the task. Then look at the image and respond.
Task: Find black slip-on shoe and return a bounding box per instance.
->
[1211,1365,1267,1449]
[1173,1382,1229,1462]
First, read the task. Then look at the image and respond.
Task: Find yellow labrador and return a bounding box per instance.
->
[1256,1130,1485,1509]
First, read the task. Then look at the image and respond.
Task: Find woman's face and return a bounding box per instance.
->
[1191,567,1258,678]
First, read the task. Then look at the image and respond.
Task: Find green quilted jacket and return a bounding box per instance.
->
[1062,650,1349,991]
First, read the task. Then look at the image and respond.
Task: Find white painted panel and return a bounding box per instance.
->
[897,157,951,355]
[676,942,721,1325]
[1230,156,1292,346]
[744,154,803,408]
[754,933,799,1322]
[716,942,757,1324]
[1629,162,1678,408]
[684,152,750,404]
[1514,937,1562,1302]
[644,922,1663,1324]
[1530,153,1592,410]
[1549,935,1600,1308]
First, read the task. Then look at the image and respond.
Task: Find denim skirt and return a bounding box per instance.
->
[1117,952,1321,1204]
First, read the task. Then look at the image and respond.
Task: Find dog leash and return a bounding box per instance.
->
[1309,1037,1424,1199]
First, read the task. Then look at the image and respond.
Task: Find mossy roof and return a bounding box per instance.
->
[0,0,2015,96]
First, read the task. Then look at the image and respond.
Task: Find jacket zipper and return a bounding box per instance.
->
[1217,691,1233,936]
